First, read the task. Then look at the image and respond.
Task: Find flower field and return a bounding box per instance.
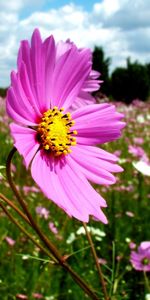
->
[0,95,150,300]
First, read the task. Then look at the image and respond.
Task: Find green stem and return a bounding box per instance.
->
[0,193,30,225]
[110,241,115,297]
[83,222,109,300]
[144,271,150,293]
[6,147,100,300]
[6,147,64,262]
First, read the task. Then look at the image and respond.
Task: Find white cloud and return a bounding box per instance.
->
[93,0,120,17]
[0,0,23,12]
[0,0,150,86]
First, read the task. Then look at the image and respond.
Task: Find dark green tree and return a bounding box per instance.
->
[92,46,111,95]
[146,63,150,89]
[111,58,150,103]
[0,88,7,98]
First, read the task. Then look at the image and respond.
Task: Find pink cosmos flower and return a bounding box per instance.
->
[32,293,43,299]
[35,206,49,219]
[5,236,16,246]
[23,185,39,195]
[16,294,28,299]
[130,242,150,271]
[129,242,136,250]
[98,258,107,265]
[128,145,145,158]
[133,137,144,145]
[125,211,134,218]
[48,222,58,234]
[6,29,125,223]
[128,145,149,163]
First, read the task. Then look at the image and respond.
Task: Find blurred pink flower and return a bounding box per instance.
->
[23,186,39,195]
[129,145,149,163]
[113,150,122,157]
[133,137,144,145]
[11,163,16,173]
[129,145,145,158]
[130,241,150,271]
[98,258,107,265]
[6,28,125,223]
[32,293,43,299]
[125,211,134,218]
[48,222,58,234]
[116,255,123,261]
[16,294,28,299]
[5,236,16,246]
[35,206,49,219]
[129,242,136,250]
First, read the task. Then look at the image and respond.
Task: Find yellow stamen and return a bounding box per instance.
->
[37,107,77,156]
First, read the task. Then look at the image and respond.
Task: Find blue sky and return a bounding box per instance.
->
[20,0,99,18]
[0,0,150,87]
[43,0,98,11]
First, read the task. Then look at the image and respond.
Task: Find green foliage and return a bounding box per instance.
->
[146,63,150,87]
[0,88,7,98]
[92,46,111,95]
[111,59,150,103]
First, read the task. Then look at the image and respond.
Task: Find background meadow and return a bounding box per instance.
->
[0,95,150,300]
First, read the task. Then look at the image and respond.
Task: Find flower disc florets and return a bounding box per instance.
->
[37,106,77,156]
[142,258,150,266]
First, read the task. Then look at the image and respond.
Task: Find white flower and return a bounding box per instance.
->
[66,233,76,244]
[137,115,145,123]
[76,226,105,237]
[132,160,150,176]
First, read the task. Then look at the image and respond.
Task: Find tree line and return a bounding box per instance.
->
[0,47,150,104]
[93,47,150,104]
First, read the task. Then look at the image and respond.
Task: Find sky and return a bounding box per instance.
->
[0,0,150,87]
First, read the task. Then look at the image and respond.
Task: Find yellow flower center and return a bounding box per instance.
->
[37,106,77,156]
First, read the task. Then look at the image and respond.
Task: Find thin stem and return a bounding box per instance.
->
[144,271,150,293]
[6,147,63,262]
[0,193,30,225]
[0,201,57,262]
[110,241,115,297]
[83,222,109,300]
[6,147,100,300]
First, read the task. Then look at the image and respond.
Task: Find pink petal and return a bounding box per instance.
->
[17,38,43,116]
[64,156,108,222]
[70,145,122,185]
[72,103,110,120]
[72,104,125,145]
[10,123,39,168]
[82,69,102,92]
[56,40,72,61]
[79,145,119,162]
[72,91,96,111]
[31,151,85,220]
[31,151,107,223]
[6,80,38,126]
[31,151,75,216]
[30,29,46,112]
[17,40,34,88]
[6,90,36,126]
[18,62,42,117]
[50,47,91,110]
[43,35,56,107]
